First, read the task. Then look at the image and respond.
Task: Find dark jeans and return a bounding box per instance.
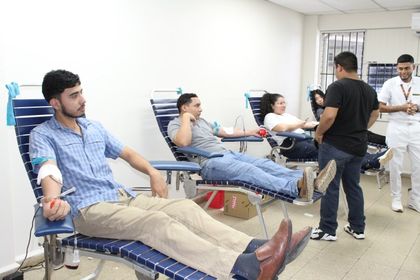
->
[318,142,366,235]
[282,137,385,171]
[281,138,318,159]
[360,150,387,171]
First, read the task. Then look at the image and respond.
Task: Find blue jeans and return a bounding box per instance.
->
[200,151,302,197]
[360,150,387,171]
[318,142,366,235]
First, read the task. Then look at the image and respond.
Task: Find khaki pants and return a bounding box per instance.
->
[74,190,253,279]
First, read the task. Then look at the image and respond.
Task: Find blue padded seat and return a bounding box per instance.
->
[61,234,216,280]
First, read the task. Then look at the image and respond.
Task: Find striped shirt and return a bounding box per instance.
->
[29,116,136,217]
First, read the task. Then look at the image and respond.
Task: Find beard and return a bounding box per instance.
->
[61,104,85,118]
[400,73,413,83]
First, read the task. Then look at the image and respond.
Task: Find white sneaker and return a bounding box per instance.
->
[391,198,403,213]
[378,148,393,166]
[408,197,420,213]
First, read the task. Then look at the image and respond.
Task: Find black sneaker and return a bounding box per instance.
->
[344,224,365,240]
[310,228,337,241]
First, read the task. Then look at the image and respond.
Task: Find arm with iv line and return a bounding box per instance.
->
[37,160,71,221]
[212,119,261,138]
[216,126,261,138]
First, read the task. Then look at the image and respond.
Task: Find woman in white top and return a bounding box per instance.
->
[261,93,319,160]
[261,92,391,171]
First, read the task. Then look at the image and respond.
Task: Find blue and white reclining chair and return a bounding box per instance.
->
[245,91,318,169]
[150,90,324,239]
[13,98,216,280]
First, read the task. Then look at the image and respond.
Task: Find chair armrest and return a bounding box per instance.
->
[367,142,387,149]
[176,146,224,158]
[276,131,312,141]
[150,160,201,172]
[221,136,264,142]
[34,206,74,237]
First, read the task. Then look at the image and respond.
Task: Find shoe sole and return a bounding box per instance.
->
[275,218,293,276]
[315,160,337,193]
[301,167,315,201]
[285,228,311,264]
[310,234,337,241]
[379,148,393,166]
[392,207,403,213]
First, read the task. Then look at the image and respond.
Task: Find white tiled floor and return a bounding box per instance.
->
[24,175,420,279]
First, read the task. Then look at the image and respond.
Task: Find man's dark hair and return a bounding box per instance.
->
[334,51,358,72]
[397,54,414,64]
[42,70,80,102]
[177,93,198,112]
[260,92,283,122]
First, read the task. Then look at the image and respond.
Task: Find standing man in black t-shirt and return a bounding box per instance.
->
[310,51,379,241]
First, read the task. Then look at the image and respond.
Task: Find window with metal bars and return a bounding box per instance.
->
[318,31,365,91]
[367,63,397,92]
[367,63,420,92]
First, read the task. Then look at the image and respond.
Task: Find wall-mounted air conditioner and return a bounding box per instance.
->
[411,13,420,34]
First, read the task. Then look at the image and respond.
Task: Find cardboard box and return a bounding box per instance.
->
[224,192,258,219]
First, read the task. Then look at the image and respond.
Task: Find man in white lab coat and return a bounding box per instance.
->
[378,54,420,213]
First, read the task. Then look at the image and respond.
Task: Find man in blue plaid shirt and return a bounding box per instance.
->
[29,69,311,280]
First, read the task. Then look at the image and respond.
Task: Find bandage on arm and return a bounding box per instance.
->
[222,127,234,134]
[36,161,63,203]
[37,163,63,185]
[212,122,235,136]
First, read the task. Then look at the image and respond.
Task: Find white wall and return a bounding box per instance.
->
[299,15,320,119]
[0,87,17,274]
[0,0,304,273]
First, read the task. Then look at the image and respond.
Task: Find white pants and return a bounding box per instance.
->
[387,121,420,202]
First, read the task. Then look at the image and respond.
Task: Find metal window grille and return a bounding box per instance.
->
[367,64,397,92]
[319,31,365,91]
[367,63,420,92]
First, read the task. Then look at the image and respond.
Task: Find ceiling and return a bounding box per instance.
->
[268,0,420,15]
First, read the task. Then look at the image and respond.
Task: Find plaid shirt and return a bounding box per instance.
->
[29,116,136,217]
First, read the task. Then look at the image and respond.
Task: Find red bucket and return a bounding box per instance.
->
[205,191,225,209]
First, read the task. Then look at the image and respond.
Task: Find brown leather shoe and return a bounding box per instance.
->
[255,218,292,280]
[299,167,315,201]
[286,226,312,264]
